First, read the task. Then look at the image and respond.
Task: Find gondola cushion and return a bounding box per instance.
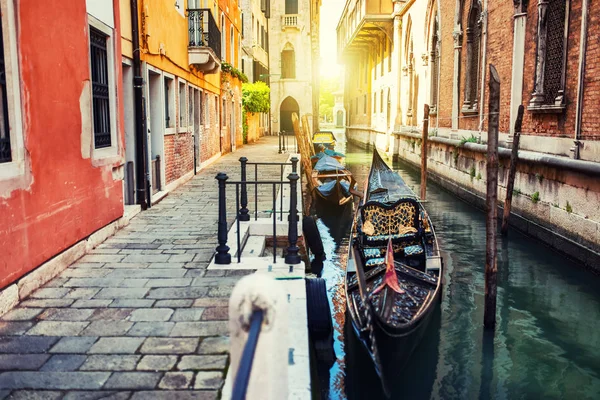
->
[365,257,385,267]
[363,248,382,259]
[360,198,421,246]
[364,232,416,242]
[403,245,424,256]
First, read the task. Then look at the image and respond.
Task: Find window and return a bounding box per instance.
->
[430,15,440,114]
[285,0,298,14]
[230,27,234,66]
[189,87,194,128]
[462,0,481,112]
[222,98,227,126]
[381,41,385,76]
[281,46,295,79]
[529,0,569,111]
[0,16,11,163]
[179,80,186,128]
[221,14,226,61]
[164,76,175,128]
[90,27,111,149]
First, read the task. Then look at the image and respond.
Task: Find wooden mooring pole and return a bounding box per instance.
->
[484,65,500,330]
[421,104,430,201]
[501,105,524,235]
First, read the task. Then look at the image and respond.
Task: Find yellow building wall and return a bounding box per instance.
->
[120,0,133,58]
[138,0,221,92]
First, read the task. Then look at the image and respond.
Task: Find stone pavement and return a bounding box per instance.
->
[0,136,291,399]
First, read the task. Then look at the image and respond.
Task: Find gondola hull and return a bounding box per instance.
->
[344,148,443,395]
[314,178,353,206]
[346,282,441,393]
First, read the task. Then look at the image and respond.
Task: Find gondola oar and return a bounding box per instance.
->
[351,243,391,398]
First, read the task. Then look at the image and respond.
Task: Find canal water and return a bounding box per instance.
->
[313,130,600,400]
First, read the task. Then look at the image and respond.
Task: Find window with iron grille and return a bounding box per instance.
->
[90,27,111,149]
[462,1,481,113]
[529,0,569,111]
[0,17,11,163]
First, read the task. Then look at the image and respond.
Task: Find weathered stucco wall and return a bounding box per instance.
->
[0,1,126,288]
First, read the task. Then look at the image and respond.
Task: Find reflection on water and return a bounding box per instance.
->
[313,130,600,400]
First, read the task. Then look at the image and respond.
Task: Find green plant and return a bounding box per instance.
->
[476,172,482,180]
[242,81,270,113]
[429,128,438,137]
[453,151,459,165]
[221,62,248,83]
[565,201,573,213]
[469,165,476,180]
[458,134,478,147]
[513,188,522,196]
[531,191,540,203]
[242,112,248,144]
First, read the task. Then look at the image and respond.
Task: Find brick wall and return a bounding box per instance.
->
[200,93,221,163]
[164,132,194,184]
[580,0,600,140]
[433,0,455,129]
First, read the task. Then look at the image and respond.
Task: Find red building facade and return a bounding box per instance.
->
[0,1,125,289]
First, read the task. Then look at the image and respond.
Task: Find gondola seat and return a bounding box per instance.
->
[365,257,385,267]
[359,198,422,248]
[363,248,382,260]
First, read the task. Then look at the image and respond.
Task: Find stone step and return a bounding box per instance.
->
[241,235,266,258]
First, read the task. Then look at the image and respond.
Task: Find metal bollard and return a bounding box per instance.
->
[290,157,298,174]
[278,132,282,154]
[215,172,231,264]
[239,157,250,221]
[285,172,301,264]
[228,274,288,400]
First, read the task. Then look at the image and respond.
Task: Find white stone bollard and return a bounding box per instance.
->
[228,274,289,400]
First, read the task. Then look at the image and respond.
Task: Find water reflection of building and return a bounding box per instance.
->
[333,89,346,127]
[336,0,600,270]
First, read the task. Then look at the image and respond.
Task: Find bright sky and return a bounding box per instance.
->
[319,0,346,78]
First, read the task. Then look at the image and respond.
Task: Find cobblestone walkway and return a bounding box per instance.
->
[0,136,290,399]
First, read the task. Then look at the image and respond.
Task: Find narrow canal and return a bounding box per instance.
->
[313,130,600,400]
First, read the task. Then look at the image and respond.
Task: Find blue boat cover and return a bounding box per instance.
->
[316,180,351,197]
[311,149,345,161]
[314,155,345,172]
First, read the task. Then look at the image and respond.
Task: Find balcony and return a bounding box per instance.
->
[188,9,221,72]
[336,0,393,60]
[282,14,298,30]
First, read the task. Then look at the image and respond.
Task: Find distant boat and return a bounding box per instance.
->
[312,131,337,153]
[345,148,443,395]
[312,155,357,207]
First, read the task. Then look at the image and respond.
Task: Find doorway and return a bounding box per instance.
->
[279,96,299,133]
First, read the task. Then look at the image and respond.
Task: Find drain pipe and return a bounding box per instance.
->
[572,0,589,160]
[131,0,149,209]
[478,0,489,134]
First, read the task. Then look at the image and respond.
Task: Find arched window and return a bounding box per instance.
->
[285,0,298,14]
[430,14,440,114]
[221,14,226,61]
[281,44,295,79]
[230,26,234,66]
[462,1,481,112]
[529,0,569,110]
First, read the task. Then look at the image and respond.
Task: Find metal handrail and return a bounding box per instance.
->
[231,310,264,400]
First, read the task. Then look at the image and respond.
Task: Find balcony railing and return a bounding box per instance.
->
[282,15,298,28]
[188,8,221,70]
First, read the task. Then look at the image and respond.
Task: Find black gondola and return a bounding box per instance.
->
[345,148,443,396]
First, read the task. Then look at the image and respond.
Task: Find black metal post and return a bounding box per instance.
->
[291,157,298,174]
[285,172,301,264]
[278,132,282,154]
[131,0,148,210]
[215,172,231,264]
[282,131,286,152]
[239,157,250,221]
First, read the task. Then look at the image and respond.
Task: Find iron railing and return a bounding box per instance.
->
[215,157,301,265]
[231,309,264,400]
[188,9,221,59]
[278,131,298,154]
